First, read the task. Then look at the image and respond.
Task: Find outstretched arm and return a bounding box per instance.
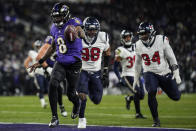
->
[27,41,55,72]
[36,43,51,67]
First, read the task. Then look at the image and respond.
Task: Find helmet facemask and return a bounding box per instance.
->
[83,17,100,42]
[120,30,133,47]
[137,22,156,45]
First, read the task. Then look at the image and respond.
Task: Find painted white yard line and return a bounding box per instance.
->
[0,122,195,130]
[0,110,196,119]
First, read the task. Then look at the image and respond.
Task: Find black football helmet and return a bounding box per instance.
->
[120,30,133,47]
[83,17,100,38]
[51,3,70,28]
[137,22,156,44]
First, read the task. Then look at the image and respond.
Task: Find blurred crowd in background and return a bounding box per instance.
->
[0,0,195,95]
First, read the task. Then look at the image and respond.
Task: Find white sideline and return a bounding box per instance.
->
[0,122,195,130]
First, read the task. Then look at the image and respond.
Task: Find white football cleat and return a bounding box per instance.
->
[60,105,68,117]
[61,111,68,117]
[77,118,86,128]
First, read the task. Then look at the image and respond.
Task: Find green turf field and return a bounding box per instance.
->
[0,94,196,129]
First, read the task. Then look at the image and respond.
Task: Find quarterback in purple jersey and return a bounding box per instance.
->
[28,2,85,128]
[36,37,68,118]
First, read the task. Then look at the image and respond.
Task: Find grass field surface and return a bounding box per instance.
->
[0,94,195,129]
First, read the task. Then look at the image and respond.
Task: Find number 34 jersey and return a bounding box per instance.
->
[82,31,110,71]
[115,45,136,77]
[135,35,173,75]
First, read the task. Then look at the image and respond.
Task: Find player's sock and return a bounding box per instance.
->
[57,86,63,106]
[125,95,133,110]
[152,117,160,127]
[40,98,47,108]
[71,95,81,119]
[79,99,87,118]
[134,93,140,114]
[49,84,58,118]
[148,92,158,119]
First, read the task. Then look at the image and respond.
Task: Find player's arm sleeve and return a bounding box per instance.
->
[114,61,121,80]
[134,50,142,82]
[163,37,178,66]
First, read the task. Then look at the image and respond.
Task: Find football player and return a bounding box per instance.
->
[24,40,48,108]
[77,17,111,128]
[133,22,181,127]
[114,30,146,119]
[28,3,85,128]
[36,37,68,117]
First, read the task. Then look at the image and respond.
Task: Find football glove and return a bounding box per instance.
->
[26,68,34,77]
[172,69,181,84]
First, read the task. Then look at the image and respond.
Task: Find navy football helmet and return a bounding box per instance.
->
[120,30,133,47]
[137,22,156,44]
[51,3,70,28]
[83,17,100,38]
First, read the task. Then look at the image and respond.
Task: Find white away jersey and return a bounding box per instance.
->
[135,35,176,75]
[28,50,44,75]
[115,45,135,77]
[82,31,110,71]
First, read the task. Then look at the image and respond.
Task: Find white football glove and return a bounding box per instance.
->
[46,67,53,75]
[26,68,34,77]
[172,69,181,84]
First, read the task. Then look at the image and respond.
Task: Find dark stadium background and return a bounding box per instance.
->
[0,0,195,95]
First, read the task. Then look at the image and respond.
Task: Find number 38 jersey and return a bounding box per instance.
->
[135,35,176,75]
[82,31,110,71]
[115,45,136,77]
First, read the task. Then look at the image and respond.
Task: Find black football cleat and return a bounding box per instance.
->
[49,116,59,128]
[71,99,81,119]
[135,113,147,119]
[125,96,132,110]
[152,119,161,127]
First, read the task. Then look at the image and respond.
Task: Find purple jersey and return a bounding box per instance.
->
[49,17,82,65]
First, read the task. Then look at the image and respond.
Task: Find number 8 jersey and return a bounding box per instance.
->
[82,31,110,71]
[135,35,177,75]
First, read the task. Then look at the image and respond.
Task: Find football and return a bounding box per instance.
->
[64,25,77,42]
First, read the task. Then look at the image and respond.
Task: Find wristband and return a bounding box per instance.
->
[171,64,179,71]
[38,59,44,64]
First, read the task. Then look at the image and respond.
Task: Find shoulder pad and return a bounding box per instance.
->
[99,31,108,43]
